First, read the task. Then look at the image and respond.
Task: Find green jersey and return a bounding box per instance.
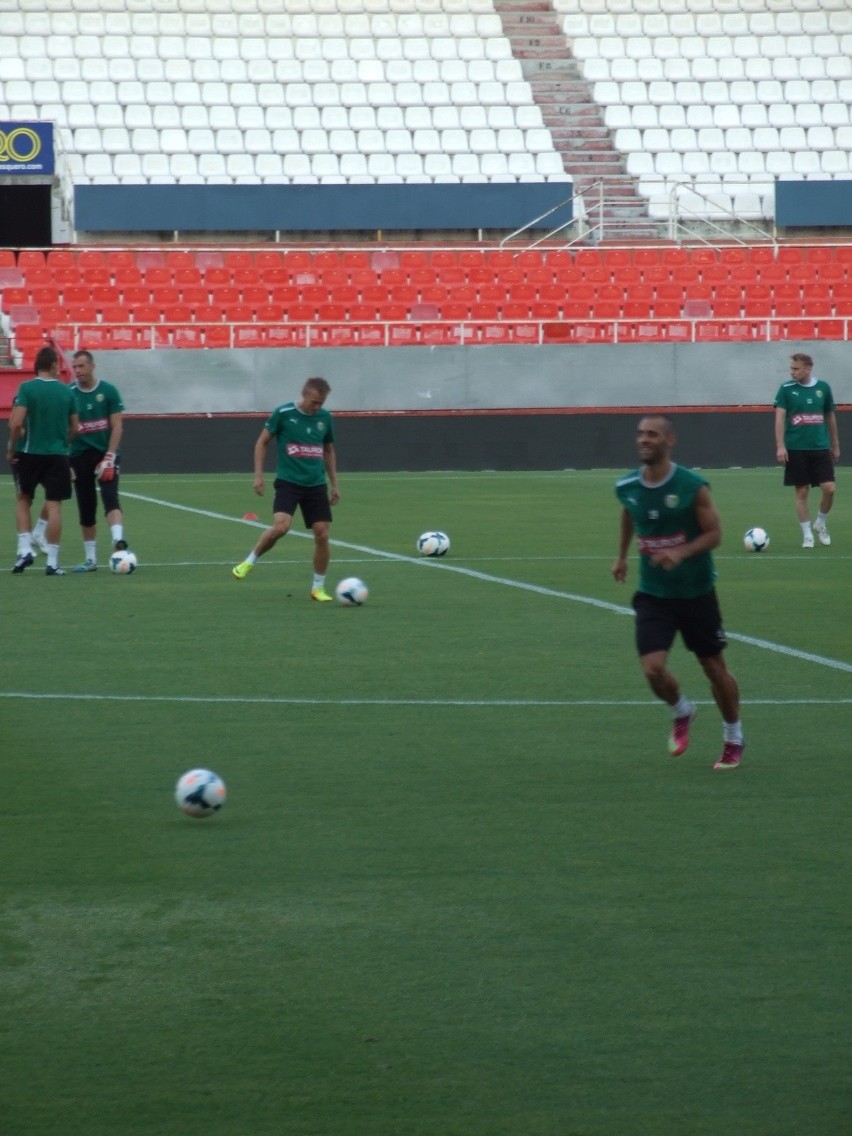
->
[70,379,124,456]
[12,378,76,456]
[265,401,334,486]
[774,378,836,450]
[615,463,716,599]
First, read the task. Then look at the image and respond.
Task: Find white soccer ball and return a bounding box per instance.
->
[109,549,138,574]
[175,768,227,818]
[417,531,450,557]
[335,576,368,606]
[743,527,770,552]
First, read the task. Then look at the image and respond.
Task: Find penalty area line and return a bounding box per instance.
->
[123,491,852,675]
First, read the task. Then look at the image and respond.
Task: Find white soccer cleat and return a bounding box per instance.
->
[802,534,815,549]
[813,520,831,547]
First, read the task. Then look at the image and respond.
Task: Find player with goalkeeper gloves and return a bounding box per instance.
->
[31,350,128,572]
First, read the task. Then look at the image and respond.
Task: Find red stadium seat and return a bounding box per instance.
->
[189,325,225,347]
[101,305,130,324]
[67,304,98,324]
[501,302,531,321]
[133,304,161,324]
[233,327,267,348]
[172,326,204,348]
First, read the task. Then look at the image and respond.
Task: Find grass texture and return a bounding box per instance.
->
[1,467,850,1136]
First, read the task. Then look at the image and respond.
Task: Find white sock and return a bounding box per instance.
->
[33,518,47,541]
[46,543,59,569]
[246,551,258,565]
[673,695,694,719]
[312,573,326,590]
[816,512,829,527]
[84,540,96,562]
[18,533,33,556]
[801,520,813,537]
[111,523,124,543]
[723,721,744,744]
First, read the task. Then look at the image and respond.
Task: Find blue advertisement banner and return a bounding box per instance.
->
[0,122,54,174]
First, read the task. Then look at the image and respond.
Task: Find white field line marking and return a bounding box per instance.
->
[0,692,849,708]
[124,491,852,675]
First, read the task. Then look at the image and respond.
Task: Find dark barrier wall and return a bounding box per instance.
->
[74,182,573,233]
[775,180,852,227]
[121,408,849,474]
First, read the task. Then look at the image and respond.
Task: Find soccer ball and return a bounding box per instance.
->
[335,577,368,606]
[743,527,770,552]
[175,768,227,818]
[109,549,138,574]
[417,531,450,557]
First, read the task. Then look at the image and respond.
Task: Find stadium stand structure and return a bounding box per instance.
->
[0,0,849,239]
[2,243,852,369]
[1,0,851,366]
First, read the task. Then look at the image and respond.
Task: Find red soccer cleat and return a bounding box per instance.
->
[713,742,745,770]
[668,708,696,756]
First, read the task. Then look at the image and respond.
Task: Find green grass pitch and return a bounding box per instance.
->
[2,467,850,1136]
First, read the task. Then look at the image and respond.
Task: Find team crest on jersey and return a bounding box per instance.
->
[664,494,679,509]
[96,392,105,402]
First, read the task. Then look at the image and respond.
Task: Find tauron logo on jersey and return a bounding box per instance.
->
[664,494,679,509]
[286,443,323,459]
[637,532,688,552]
[791,413,824,426]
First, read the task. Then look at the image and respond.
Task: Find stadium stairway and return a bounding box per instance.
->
[494,0,659,240]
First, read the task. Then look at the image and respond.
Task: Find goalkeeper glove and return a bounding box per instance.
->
[96,451,116,482]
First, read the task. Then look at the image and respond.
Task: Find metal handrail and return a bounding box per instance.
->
[667,183,777,251]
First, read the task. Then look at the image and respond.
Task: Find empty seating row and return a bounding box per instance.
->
[1,76,537,109]
[580,53,852,83]
[1,55,525,86]
[560,9,851,37]
[6,244,851,272]
[65,150,565,185]
[2,12,509,38]
[0,100,545,132]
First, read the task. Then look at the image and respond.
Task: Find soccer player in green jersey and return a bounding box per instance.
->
[232,377,340,600]
[7,345,79,575]
[613,414,745,770]
[774,353,840,548]
[31,350,128,572]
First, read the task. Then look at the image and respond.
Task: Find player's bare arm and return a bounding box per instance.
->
[774,406,788,463]
[324,441,340,505]
[7,405,26,458]
[612,507,633,583]
[827,410,840,460]
[253,428,272,495]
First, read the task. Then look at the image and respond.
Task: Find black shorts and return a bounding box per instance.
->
[71,448,121,527]
[783,449,835,487]
[273,480,332,528]
[633,589,728,659]
[11,453,73,502]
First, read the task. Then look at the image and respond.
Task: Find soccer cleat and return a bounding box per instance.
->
[73,559,98,573]
[813,520,831,547]
[802,534,815,549]
[311,587,333,602]
[668,707,697,756]
[45,565,66,576]
[713,741,744,770]
[113,538,128,551]
[232,560,254,580]
[31,533,49,555]
[12,552,34,574]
